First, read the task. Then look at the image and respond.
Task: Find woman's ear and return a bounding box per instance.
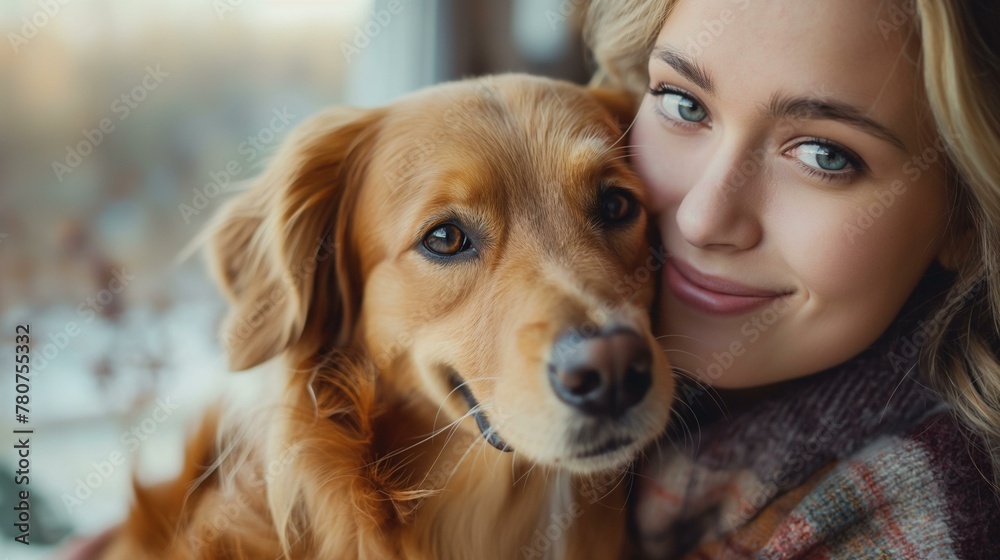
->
[207,106,384,371]
[936,225,975,271]
[936,188,976,272]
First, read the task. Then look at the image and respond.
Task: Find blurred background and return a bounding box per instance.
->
[0,0,592,556]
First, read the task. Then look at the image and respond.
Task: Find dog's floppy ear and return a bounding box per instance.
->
[588,87,639,131]
[207,106,384,371]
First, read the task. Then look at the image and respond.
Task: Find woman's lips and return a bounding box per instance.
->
[664,258,790,316]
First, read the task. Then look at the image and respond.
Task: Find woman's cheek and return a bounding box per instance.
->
[780,188,924,316]
[630,116,699,215]
[776,189,871,299]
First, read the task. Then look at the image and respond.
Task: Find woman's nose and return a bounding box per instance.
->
[675,144,764,251]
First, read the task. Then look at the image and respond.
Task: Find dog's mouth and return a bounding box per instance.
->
[447,370,641,463]
[449,372,513,453]
[574,435,635,459]
[570,422,637,460]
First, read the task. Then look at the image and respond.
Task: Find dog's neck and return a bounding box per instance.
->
[271,352,630,559]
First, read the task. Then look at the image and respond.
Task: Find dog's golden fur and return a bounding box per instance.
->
[100,74,674,560]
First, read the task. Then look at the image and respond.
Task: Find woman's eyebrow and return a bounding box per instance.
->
[764,94,907,150]
[651,46,716,94]
[651,44,907,152]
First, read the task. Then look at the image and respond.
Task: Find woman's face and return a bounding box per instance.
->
[632,0,956,388]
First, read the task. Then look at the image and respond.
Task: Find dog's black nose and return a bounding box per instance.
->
[548,328,652,417]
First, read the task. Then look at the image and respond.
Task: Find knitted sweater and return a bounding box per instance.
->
[632,267,1000,559]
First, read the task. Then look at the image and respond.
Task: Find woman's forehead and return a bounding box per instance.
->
[650,0,931,152]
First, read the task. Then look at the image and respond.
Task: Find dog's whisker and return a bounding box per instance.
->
[379,176,420,209]
[654,333,707,342]
[603,109,641,155]
[672,406,696,449]
[447,427,491,483]
[596,148,632,162]
[661,405,697,459]
[617,142,658,149]
[365,410,477,470]
[512,450,525,484]
[586,468,629,508]
[513,456,541,487]
[623,469,638,515]
[458,404,506,476]
[659,348,710,367]
[670,365,729,418]
[432,376,500,429]
[413,416,479,490]
[604,153,634,163]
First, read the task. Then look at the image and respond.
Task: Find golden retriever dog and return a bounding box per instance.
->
[99,74,674,560]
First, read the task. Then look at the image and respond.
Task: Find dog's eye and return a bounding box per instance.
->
[423,224,471,256]
[600,188,639,225]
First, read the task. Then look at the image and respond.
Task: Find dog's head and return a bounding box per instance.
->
[210,74,673,474]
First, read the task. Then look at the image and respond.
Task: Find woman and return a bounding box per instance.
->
[584,0,1000,557]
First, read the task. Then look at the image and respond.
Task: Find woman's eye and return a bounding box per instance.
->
[653,89,708,124]
[422,224,471,257]
[789,140,865,179]
[790,142,855,173]
[783,140,867,184]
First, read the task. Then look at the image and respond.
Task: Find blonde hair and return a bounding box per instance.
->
[583,0,673,94]
[917,0,1000,491]
[583,0,1000,490]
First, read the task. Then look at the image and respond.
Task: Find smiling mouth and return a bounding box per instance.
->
[449,372,513,453]
[665,258,792,316]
